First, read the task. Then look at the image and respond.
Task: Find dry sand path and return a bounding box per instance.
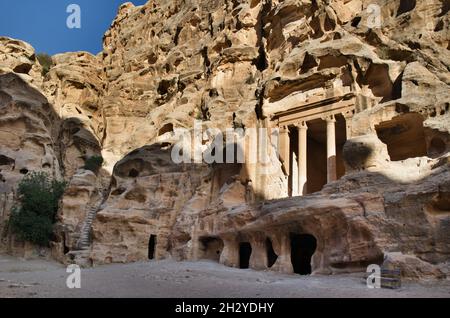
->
[1,254,449,298]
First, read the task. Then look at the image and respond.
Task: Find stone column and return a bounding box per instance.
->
[220,235,240,268]
[292,153,299,196]
[269,231,294,274]
[190,226,200,261]
[249,234,268,270]
[343,110,354,140]
[326,115,337,183]
[297,121,308,196]
[278,125,290,176]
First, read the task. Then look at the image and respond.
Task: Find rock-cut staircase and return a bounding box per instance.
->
[76,201,102,250]
[68,187,110,266]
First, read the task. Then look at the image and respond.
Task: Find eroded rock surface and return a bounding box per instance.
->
[0,0,449,280]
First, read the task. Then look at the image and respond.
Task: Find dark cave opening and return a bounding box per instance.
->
[266,238,278,268]
[239,242,252,269]
[290,234,317,275]
[148,234,157,260]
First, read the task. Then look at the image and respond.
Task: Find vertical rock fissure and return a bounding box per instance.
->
[254,0,271,72]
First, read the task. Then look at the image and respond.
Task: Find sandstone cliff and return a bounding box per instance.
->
[0,0,449,280]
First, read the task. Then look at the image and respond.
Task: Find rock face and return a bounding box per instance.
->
[91,143,210,263]
[1,0,449,280]
[43,52,105,179]
[0,71,62,255]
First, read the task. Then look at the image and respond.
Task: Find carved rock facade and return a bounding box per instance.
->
[0,0,449,280]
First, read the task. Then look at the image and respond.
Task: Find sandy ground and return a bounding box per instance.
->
[1,254,449,298]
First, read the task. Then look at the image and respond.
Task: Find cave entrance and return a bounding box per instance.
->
[129,168,140,178]
[0,155,15,167]
[428,137,446,157]
[375,113,427,161]
[290,234,317,275]
[239,242,252,269]
[148,235,157,260]
[158,123,174,136]
[266,238,278,268]
[199,237,224,262]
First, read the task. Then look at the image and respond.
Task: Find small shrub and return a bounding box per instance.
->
[9,172,66,246]
[36,53,53,76]
[84,155,104,173]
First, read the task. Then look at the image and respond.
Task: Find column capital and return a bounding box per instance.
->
[322,114,336,123]
[295,121,308,130]
[279,125,289,133]
[342,109,355,119]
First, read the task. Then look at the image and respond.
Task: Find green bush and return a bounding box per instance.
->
[9,172,66,246]
[84,155,104,173]
[36,53,53,76]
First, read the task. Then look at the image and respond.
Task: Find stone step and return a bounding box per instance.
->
[76,199,104,249]
[67,250,90,256]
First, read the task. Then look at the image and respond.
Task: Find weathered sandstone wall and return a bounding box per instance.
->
[0,0,449,279]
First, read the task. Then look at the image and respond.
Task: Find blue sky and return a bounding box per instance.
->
[0,0,148,55]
